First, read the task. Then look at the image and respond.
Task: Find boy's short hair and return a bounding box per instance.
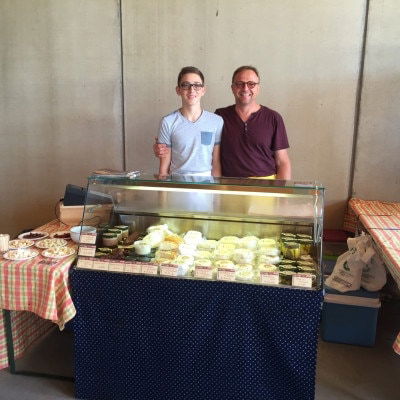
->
[177,66,205,85]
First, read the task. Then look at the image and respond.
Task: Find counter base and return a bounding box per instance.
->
[71,269,323,400]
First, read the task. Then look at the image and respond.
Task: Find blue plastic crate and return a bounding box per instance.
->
[321,286,380,346]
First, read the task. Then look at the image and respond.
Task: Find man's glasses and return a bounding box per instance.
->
[179,82,204,91]
[233,81,259,89]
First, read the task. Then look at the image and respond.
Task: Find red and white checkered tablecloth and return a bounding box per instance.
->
[0,220,77,369]
[343,198,400,233]
[359,214,400,231]
[343,198,400,355]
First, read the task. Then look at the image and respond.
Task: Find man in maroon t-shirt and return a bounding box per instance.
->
[154,66,291,179]
[215,65,291,179]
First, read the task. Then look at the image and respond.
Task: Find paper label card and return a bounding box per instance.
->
[141,263,158,275]
[260,271,280,285]
[93,259,109,271]
[124,262,142,274]
[194,266,213,280]
[77,257,94,269]
[108,260,125,273]
[78,245,96,257]
[217,268,236,282]
[160,264,179,277]
[80,233,97,245]
[292,273,313,288]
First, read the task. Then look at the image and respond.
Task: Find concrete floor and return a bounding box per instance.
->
[0,299,399,400]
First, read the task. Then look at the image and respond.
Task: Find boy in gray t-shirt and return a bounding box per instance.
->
[157,67,223,177]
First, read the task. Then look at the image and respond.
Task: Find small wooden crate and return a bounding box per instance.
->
[57,202,112,226]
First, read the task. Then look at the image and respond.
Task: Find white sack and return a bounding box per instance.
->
[325,235,374,292]
[361,245,387,291]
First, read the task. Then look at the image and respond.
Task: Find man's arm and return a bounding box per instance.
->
[274,149,291,180]
[211,145,222,177]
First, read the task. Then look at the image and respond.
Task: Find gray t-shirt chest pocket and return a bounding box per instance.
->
[201,131,213,145]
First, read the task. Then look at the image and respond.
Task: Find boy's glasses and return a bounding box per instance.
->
[233,81,259,89]
[179,83,204,91]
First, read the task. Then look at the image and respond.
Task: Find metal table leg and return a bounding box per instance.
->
[3,309,16,374]
[2,309,74,381]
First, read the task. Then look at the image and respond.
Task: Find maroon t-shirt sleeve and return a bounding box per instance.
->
[271,111,289,151]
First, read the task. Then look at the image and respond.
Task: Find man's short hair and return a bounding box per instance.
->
[177,66,205,85]
[232,65,260,83]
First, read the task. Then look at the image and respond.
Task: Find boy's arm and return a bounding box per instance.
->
[157,117,172,174]
[153,137,170,158]
[158,149,172,176]
[211,145,222,177]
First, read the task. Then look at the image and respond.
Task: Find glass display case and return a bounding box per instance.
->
[76,173,324,290]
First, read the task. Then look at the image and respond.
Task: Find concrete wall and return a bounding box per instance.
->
[0,0,398,237]
[352,0,400,201]
[123,0,365,229]
[0,0,123,237]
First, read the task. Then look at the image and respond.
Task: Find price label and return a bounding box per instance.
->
[141,263,158,275]
[93,259,109,271]
[160,264,178,277]
[80,233,97,245]
[194,266,213,280]
[217,268,236,282]
[108,260,125,273]
[260,271,280,285]
[78,245,96,257]
[77,257,94,269]
[292,273,313,288]
[124,262,142,274]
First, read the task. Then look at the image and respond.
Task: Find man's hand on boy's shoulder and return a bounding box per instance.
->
[153,138,170,158]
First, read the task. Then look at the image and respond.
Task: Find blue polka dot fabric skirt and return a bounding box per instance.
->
[71,269,323,400]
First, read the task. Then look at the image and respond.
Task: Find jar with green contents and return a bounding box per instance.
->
[279,258,297,266]
[296,234,312,240]
[280,237,298,248]
[114,225,129,239]
[280,240,290,253]
[95,224,109,246]
[279,264,298,272]
[297,265,316,274]
[106,228,123,242]
[298,238,313,256]
[282,242,301,260]
[281,233,296,240]
[98,247,114,254]
[97,224,110,237]
[102,232,118,248]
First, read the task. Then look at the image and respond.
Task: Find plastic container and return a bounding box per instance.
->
[70,225,97,243]
[133,240,151,255]
[102,232,118,248]
[321,285,381,346]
